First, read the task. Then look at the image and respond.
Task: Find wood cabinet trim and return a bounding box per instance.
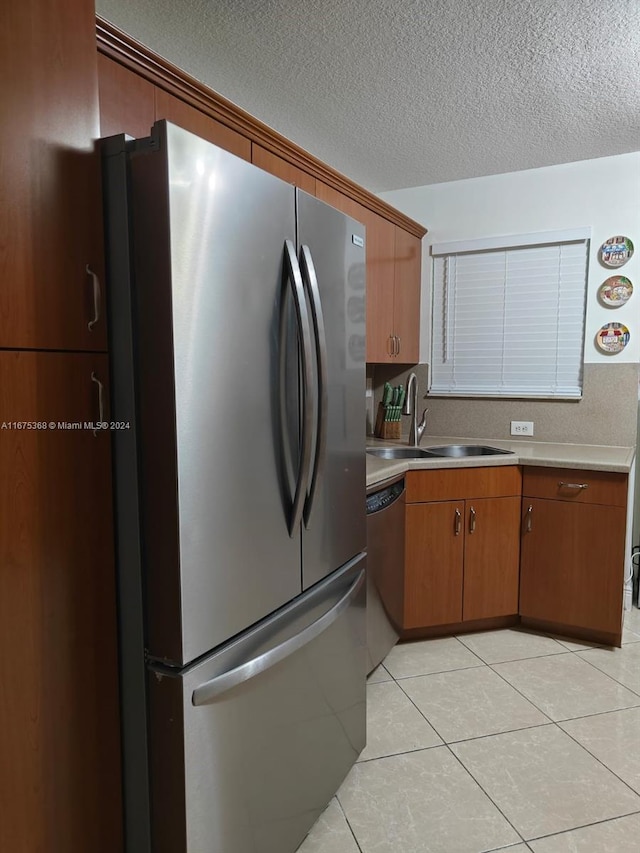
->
[95,17,427,239]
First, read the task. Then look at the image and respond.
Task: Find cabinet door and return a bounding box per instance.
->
[98,54,156,138]
[155,89,251,160]
[0,0,107,350]
[520,498,625,636]
[404,501,464,627]
[463,496,520,621]
[364,211,397,362]
[393,227,421,363]
[252,143,316,194]
[316,183,395,363]
[0,351,122,853]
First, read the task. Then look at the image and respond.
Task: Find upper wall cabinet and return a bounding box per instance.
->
[98,55,156,139]
[0,0,107,351]
[315,183,421,363]
[155,90,251,160]
[365,223,421,363]
[97,56,252,162]
[252,143,316,195]
[391,226,421,364]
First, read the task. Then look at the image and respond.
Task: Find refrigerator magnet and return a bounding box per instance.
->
[599,235,634,268]
[595,323,630,354]
[598,276,633,307]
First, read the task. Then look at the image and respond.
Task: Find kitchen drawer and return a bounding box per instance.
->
[406,466,521,503]
[522,466,627,508]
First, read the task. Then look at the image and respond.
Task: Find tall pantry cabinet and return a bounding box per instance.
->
[0,1,123,851]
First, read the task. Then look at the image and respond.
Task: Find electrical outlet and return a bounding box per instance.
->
[511,421,534,436]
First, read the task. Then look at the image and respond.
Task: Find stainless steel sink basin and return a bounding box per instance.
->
[425,444,514,457]
[366,447,437,459]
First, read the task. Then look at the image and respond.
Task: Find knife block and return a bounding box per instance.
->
[374,403,402,440]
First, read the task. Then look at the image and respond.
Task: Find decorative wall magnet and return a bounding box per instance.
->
[598,276,633,307]
[599,236,634,268]
[595,322,630,354]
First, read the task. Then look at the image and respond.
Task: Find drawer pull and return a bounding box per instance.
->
[469,506,476,534]
[525,504,533,533]
[91,371,104,437]
[558,482,589,491]
[86,264,101,331]
[454,508,461,535]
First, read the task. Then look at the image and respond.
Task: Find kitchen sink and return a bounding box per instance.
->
[366,447,437,459]
[367,444,515,460]
[426,444,514,457]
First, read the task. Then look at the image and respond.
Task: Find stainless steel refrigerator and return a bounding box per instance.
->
[101,121,367,853]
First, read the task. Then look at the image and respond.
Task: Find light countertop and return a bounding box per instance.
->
[366,435,636,489]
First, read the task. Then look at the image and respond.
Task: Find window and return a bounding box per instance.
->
[430,229,590,398]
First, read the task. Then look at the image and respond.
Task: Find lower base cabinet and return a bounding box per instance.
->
[403,467,522,629]
[519,467,627,643]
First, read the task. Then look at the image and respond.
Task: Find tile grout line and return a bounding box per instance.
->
[333,795,365,853]
[443,740,528,849]
[521,808,640,846]
[391,667,555,750]
[556,722,640,802]
[387,657,530,849]
[573,648,640,699]
[377,635,640,848]
[382,639,640,847]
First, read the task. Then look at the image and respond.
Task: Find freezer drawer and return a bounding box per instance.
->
[147,555,366,853]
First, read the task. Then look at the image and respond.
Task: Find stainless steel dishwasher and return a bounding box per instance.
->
[365,474,405,673]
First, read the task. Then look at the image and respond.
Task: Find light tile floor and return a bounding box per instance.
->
[297,608,640,852]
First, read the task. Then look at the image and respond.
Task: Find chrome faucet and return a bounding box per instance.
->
[403,372,428,446]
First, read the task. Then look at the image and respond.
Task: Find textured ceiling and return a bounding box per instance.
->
[97,0,640,192]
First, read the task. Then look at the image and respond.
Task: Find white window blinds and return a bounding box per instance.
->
[430,232,589,398]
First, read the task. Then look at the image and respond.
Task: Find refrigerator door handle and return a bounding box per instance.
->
[282,239,314,537]
[192,567,365,706]
[299,244,328,528]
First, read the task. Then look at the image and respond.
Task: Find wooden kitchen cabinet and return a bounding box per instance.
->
[155,89,251,160]
[252,143,316,194]
[520,467,627,644]
[98,54,156,138]
[0,0,108,351]
[403,467,521,629]
[97,57,251,161]
[405,500,464,627]
[0,351,122,853]
[316,182,421,363]
[388,226,421,363]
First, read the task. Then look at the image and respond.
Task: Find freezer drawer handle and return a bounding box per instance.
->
[299,244,328,528]
[191,568,365,707]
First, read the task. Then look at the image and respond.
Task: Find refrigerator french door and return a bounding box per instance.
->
[101,121,367,853]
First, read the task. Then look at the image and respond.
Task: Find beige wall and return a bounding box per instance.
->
[372,362,639,448]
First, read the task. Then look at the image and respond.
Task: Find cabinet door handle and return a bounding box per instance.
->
[469,506,476,534]
[387,334,394,356]
[86,264,101,331]
[91,371,105,437]
[524,504,533,533]
[558,482,589,490]
[454,507,461,536]
[395,335,401,355]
